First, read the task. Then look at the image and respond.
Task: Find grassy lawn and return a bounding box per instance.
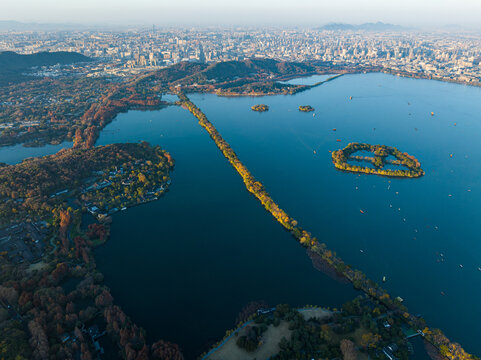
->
[208,322,291,360]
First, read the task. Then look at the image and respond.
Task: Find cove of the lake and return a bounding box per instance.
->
[1,72,479,358]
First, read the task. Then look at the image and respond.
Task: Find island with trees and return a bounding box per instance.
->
[251,104,269,112]
[299,105,315,112]
[332,143,425,178]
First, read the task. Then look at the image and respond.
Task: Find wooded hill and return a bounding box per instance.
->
[161,58,318,85]
[0,51,91,85]
[0,51,91,74]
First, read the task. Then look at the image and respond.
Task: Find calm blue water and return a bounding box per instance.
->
[189,73,481,355]
[94,106,357,358]
[280,74,336,85]
[0,141,72,164]
[162,93,179,102]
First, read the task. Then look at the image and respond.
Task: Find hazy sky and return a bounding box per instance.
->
[2,0,481,27]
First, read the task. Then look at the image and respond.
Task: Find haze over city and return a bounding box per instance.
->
[2,0,481,27]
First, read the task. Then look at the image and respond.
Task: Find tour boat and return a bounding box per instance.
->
[382,276,386,283]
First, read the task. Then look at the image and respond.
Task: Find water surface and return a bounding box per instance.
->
[189,73,481,355]
[95,106,357,358]
[280,74,336,85]
[0,141,72,164]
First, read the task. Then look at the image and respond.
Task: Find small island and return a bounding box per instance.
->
[251,104,269,112]
[332,143,424,178]
[299,105,315,112]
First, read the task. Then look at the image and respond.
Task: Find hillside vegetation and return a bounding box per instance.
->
[0,51,91,74]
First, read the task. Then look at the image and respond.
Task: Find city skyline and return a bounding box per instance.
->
[1,0,481,28]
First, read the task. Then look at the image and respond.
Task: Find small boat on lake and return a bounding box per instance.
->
[382,276,386,282]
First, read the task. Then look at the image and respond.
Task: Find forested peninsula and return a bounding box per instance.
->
[0,142,180,360]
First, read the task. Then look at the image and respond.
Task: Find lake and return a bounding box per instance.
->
[280,74,335,85]
[94,105,357,358]
[0,141,72,164]
[189,73,481,355]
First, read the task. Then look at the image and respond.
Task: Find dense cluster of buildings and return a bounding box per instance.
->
[0,222,47,264]
[0,27,481,82]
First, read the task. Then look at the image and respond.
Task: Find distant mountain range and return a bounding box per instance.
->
[318,22,406,31]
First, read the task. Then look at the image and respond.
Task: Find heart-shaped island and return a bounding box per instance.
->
[332,143,425,178]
